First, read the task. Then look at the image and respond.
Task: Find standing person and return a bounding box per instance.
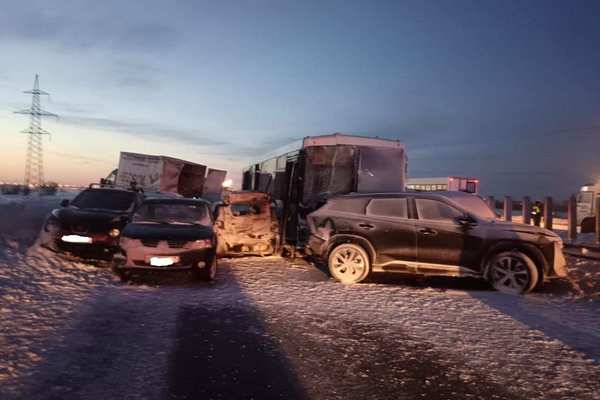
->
[531,201,543,226]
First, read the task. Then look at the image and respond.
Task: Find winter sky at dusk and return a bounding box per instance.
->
[1,0,599,197]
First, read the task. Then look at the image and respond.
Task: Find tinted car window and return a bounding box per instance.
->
[328,197,369,214]
[366,198,408,218]
[449,195,497,220]
[71,189,136,211]
[416,199,462,221]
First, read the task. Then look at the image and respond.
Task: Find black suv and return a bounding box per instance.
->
[40,186,143,260]
[307,192,567,293]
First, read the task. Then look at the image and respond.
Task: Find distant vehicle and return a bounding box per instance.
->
[38,182,59,196]
[407,176,479,194]
[0,184,24,195]
[306,191,566,294]
[112,198,217,280]
[214,191,279,256]
[103,152,227,200]
[39,185,144,261]
[576,182,599,232]
[242,133,408,249]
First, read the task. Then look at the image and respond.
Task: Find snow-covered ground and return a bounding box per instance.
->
[1,199,600,399]
[2,252,600,399]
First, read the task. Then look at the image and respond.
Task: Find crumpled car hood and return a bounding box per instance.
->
[54,207,125,233]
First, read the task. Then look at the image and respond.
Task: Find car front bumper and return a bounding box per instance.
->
[113,247,215,272]
[53,234,120,261]
[552,241,567,278]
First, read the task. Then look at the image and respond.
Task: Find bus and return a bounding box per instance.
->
[406,176,479,194]
[242,133,408,248]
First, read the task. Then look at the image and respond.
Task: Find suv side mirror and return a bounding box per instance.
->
[456,215,476,226]
[60,199,70,207]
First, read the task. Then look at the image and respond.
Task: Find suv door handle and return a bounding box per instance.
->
[418,228,437,236]
[358,223,375,230]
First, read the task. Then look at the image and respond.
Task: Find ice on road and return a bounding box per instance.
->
[1,249,600,400]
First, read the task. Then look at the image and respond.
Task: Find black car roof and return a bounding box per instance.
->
[83,187,139,194]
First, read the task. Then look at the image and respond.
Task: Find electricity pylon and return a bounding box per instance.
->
[14,74,57,187]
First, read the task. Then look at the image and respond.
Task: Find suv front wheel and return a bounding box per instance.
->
[328,243,370,284]
[487,251,539,294]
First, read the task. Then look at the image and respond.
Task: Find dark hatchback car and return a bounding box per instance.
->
[112,198,217,280]
[40,187,143,260]
[307,192,566,294]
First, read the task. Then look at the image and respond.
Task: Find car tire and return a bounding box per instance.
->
[328,243,370,284]
[199,256,217,281]
[487,251,539,294]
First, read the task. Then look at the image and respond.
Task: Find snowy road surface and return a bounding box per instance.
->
[2,249,600,400]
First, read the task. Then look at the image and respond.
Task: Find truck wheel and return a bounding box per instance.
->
[328,243,370,284]
[487,251,538,294]
[581,217,595,233]
[199,256,217,281]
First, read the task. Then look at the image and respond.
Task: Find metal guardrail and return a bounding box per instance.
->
[493,193,600,245]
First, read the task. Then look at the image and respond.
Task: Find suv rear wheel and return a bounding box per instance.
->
[487,251,539,294]
[328,243,370,284]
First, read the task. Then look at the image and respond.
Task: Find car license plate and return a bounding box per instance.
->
[61,235,93,244]
[149,256,180,267]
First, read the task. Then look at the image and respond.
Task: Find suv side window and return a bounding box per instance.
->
[415,199,462,221]
[366,198,408,219]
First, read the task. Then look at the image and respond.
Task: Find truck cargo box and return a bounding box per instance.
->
[115,152,226,198]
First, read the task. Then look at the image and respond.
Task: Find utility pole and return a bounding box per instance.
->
[14,74,57,187]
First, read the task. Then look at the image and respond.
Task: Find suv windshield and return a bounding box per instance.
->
[449,195,497,220]
[71,189,136,212]
[133,202,211,226]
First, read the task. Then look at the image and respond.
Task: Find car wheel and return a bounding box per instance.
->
[199,256,217,281]
[328,243,370,284]
[487,251,539,294]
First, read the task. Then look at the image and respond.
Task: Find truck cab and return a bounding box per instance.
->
[577,183,599,231]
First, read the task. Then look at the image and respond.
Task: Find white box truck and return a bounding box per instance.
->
[576,182,600,232]
[109,152,227,200]
[406,176,480,194]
